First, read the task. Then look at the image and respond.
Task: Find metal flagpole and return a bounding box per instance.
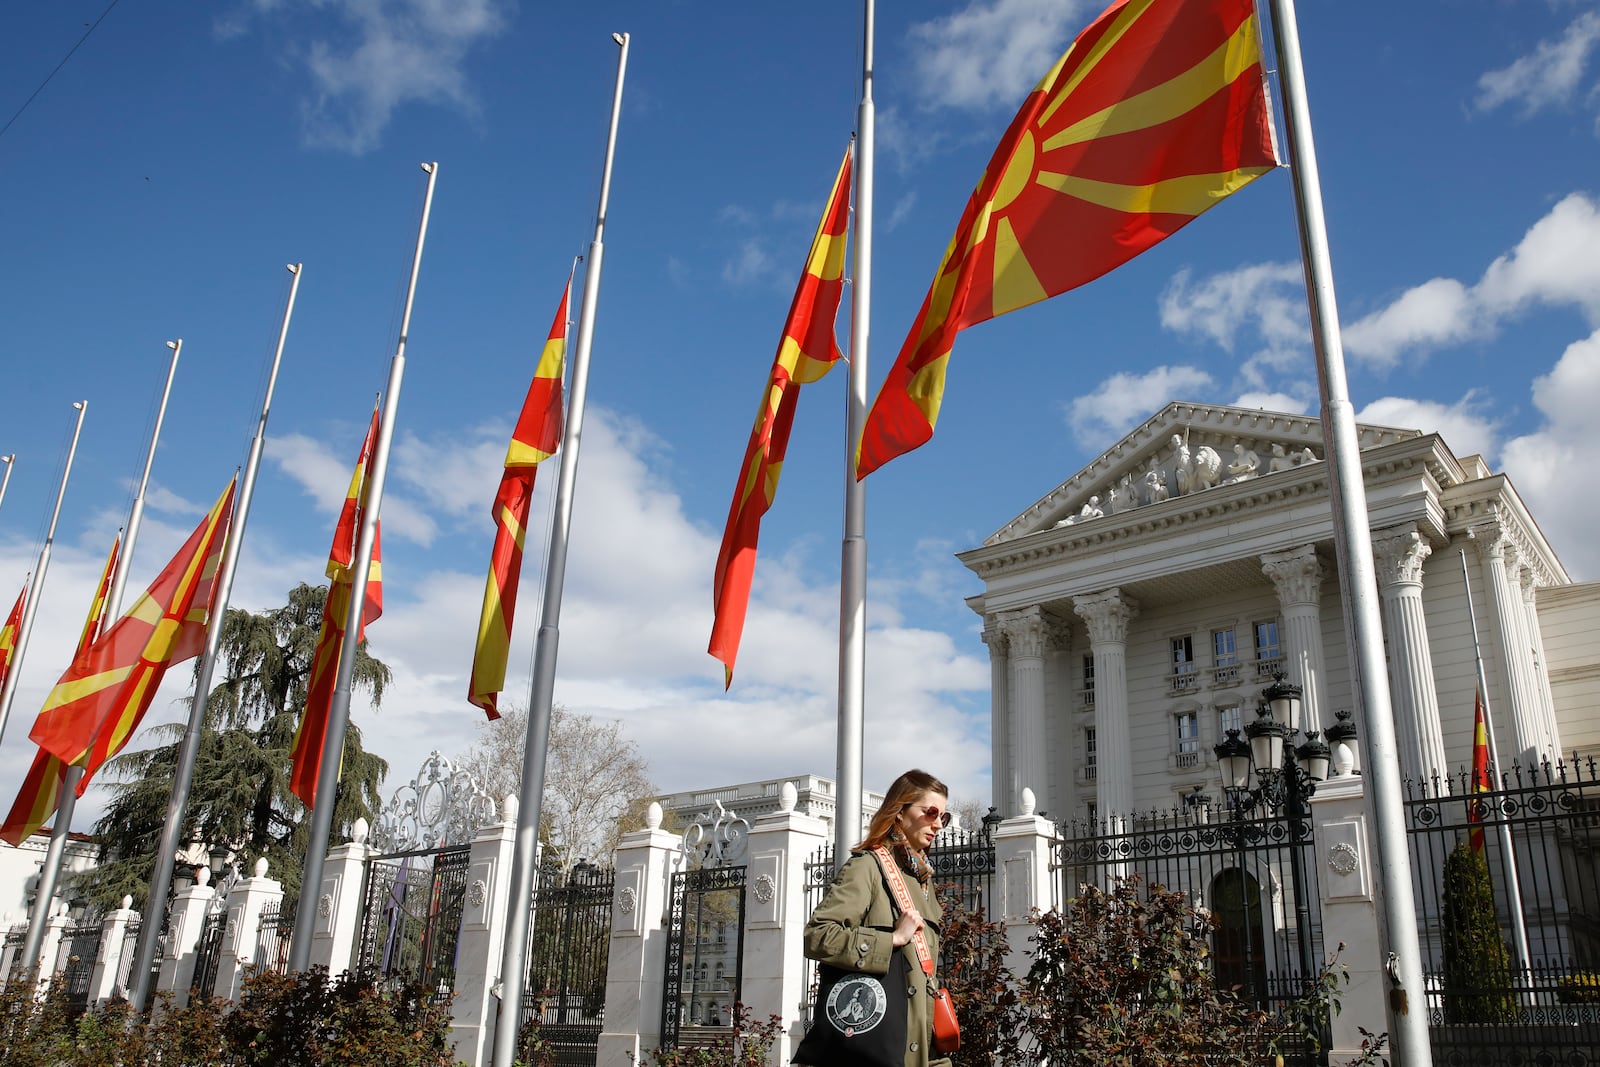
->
[835,0,873,866]
[1458,547,1534,985]
[490,33,629,1067]
[1264,2,1432,1062]
[22,338,181,974]
[0,402,87,744]
[0,454,14,519]
[127,266,303,1008]
[290,166,439,971]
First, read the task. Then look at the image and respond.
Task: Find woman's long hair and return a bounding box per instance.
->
[854,769,949,852]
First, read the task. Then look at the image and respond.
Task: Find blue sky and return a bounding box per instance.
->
[2,1,1598,850]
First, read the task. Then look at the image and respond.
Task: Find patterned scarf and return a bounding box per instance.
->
[885,825,933,885]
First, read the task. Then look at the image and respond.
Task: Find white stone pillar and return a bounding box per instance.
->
[1472,524,1547,766]
[739,783,828,1064]
[597,803,683,1067]
[1307,774,1387,1064]
[36,908,73,990]
[982,618,1012,816]
[308,816,374,976]
[214,858,284,1002]
[87,895,140,1006]
[991,804,1058,972]
[1261,545,1328,731]
[1520,566,1563,758]
[1372,525,1448,782]
[450,796,518,1067]
[156,871,217,1009]
[999,607,1051,816]
[1073,588,1138,823]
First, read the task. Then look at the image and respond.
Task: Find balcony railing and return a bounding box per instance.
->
[1174,750,1201,769]
[1169,668,1199,693]
[1255,653,1283,678]
[1211,662,1242,687]
[1078,687,1096,711]
[1082,764,1098,782]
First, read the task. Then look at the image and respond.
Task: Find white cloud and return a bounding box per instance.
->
[1232,391,1311,415]
[1476,11,1600,118]
[1160,262,1306,353]
[1355,393,1500,462]
[722,239,779,287]
[906,0,1091,113]
[1066,365,1214,446]
[228,0,510,154]
[266,431,439,546]
[1499,327,1600,581]
[1344,194,1600,368]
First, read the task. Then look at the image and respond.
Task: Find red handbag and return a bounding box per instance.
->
[873,848,962,1055]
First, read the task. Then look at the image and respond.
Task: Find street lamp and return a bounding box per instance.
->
[207,843,231,881]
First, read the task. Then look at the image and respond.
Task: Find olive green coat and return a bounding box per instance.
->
[801,851,952,1067]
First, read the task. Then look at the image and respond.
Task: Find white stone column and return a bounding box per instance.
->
[1073,588,1139,823]
[597,803,683,1067]
[308,817,374,976]
[1261,545,1328,731]
[450,796,519,1067]
[156,871,217,1009]
[1307,774,1387,1064]
[739,783,828,1064]
[1472,524,1547,766]
[981,618,1012,816]
[992,803,1058,972]
[1372,525,1448,782]
[214,858,284,1002]
[999,607,1052,816]
[87,896,139,1005]
[1520,566,1563,758]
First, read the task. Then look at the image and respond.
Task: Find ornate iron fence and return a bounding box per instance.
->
[56,921,101,1018]
[521,862,616,1067]
[659,801,750,1050]
[189,911,227,999]
[1406,757,1600,1067]
[354,845,471,1001]
[254,901,293,976]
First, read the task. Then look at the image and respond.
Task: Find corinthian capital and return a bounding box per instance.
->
[1073,588,1139,646]
[995,606,1056,659]
[1372,524,1432,588]
[1261,545,1323,607]
[981,617,1009,658]
[1468,517,1512,563]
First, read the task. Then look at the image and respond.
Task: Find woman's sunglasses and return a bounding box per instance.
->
[907,803,952,828]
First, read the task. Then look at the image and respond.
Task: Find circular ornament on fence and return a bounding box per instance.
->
[1327,841,1359,876]
[753,873,776,904]
[317,894,334,920]
[617,886,637,914]
[467,879,488,909]
[825,974,888,1036]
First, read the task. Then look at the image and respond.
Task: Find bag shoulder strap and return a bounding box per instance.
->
[872,847,936,978]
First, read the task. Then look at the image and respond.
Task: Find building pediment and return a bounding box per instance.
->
[986,402,1421,545]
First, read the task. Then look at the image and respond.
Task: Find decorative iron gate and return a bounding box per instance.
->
[354,845,471,999]
[520,861,616,1067]
[57,921,102,1017]
[254,901,293,975]
[1406,758,1600,1067]
[190,910,226,999]
[660,802,750,1050]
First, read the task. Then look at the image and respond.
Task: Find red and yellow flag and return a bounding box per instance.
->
[468,277,571,719]
[709,146,852,686]
[290,408,384,807]
[1469,689,1491,853]
[856,0,1278,477]
[24,481,234,799]
[0,535,123,845]
[0,583,24,694]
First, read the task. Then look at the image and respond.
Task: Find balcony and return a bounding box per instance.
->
[1081,764,1098,783]
[1174,750,1201,770]
[1255,653,1284,679]
[1211,662,1242,687]
[1078,687,1096,712]
[1169,668,1199,694]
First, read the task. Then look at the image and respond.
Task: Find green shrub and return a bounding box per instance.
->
[1440,841,1518,1025]
[1556,972,1600,1004]
[631,1003,785,1067]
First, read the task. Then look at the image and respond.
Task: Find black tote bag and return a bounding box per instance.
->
[792,950,911,1067]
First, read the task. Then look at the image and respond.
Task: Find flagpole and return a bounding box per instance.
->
[290,167,439,971]
[834,0,874,865]
[1264,1,1430,1061]
[0,402,87,745]
[1457,547,1533,984]
[490,33,629,1067]
[0,454,15,520]
[20,337,182,975]
[127,266,302,1008]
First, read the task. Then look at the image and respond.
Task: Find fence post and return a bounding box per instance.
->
[214,858,284,1002]
[597,801,682,1067]
[36,907,74,991]
[741,782,828,1064]
[1308,773,1386,1061]
[450,794,518,1067]
[87,894,139,1006]
[992,789,1059,969]
[156,868,217,1009]
[308,816,373,976]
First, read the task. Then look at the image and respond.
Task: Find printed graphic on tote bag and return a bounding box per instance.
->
[825,974,888,1036]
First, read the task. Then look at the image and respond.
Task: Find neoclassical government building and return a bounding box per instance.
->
[963,401,1599,822]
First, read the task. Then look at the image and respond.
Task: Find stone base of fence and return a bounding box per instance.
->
[1308,772,1384,1062]
[448,800,516,1067]
[155,870,217,1012]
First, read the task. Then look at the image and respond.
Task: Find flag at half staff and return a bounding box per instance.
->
[856,0,1278,477]
[26,480,234,796]
[1469,688,1491,853]
[709,144,852,686]
[1,534,121,845]
[0,583,23,694]
[469,275,571,719]
[291,406,384,807]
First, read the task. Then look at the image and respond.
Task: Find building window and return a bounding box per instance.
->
[1086,800,1099,827]
[1212,628,1240,685]
[1083,727,1097,782]
[1218,703,1242,739]
[1175,710,1200,768]
[1171,635,1197,691]
[1254,620,1282,676]
[1081,655,1096,710]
